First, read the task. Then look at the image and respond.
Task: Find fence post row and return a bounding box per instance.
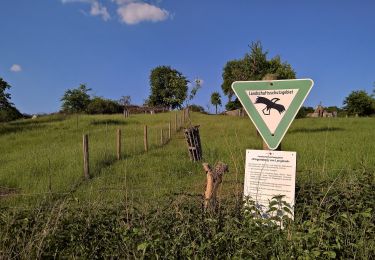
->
[83,134,90,179]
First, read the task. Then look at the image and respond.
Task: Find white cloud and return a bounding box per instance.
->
[10,64,22,72]
[117,2,169,24]
[90,1,110,21]
[62,0,110,21]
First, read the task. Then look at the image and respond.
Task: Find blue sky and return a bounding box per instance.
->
[1,0,374,114]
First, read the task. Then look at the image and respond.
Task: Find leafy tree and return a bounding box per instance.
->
[186,78,202,107]
[221,41,296,110]
[119,95,131,106]
[86,97,122,114]
[61,84,91,113]
[343,90,375,116]
[148,66,188,109]
[211,92,222,114]
[119,95,131,114]
[0,77,13,109]
[0,77,22,122]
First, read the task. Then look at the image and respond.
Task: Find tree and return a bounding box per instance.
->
[61,84,91,113]
[148,66,189,109]
[0,77,13,109]
[186,78,202,107]
[211,92,222,114]
[343,90,375,116]
[0,77,22,122]
[119,95,131,107]
[119,95,131,114]
[221,41,296,110]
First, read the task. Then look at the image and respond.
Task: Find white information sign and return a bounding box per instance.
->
[244,149,296,218]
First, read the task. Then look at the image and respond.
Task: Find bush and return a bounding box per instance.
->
[86,97,122,114]
[296,106,314,119]
[188,104,206,113]
[1,170,374,258]
[225,98,242,111]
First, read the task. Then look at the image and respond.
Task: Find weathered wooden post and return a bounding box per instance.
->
[116,129,121,160]
[202,162,228,211]
[160,129,164,145]
[83,134,90,179]
[184,125,202,161]
[168,122,171,140]
[175,113,178,132]
[144,125,148,152]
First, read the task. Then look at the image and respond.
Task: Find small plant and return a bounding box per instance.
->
[266,195,293,229]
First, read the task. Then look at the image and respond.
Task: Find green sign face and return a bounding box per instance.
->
[232,79,314,150]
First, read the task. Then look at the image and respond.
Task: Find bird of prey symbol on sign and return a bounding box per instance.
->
[255,96,285,115]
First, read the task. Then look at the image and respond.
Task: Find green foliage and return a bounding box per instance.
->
[221,41,296,105]
[187,78,202,105]
[0,77,12,109]
[296,106,314,119]
[188,104,206,113]
[86,97,122,114]
[0,106,22,122]
[61,84,91,113]
[210,91,222,114]
[148,66,189,109]
[1,113,375,258]
[343,90,375,116]
[0,77,22,122]
[225,98,241,111]
[1,169,374,258]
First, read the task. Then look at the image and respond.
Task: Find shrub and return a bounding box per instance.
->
[86,97,122,114]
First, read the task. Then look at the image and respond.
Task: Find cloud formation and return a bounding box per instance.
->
[117,2,169,24]
[90,1,110,21]
[10,64,22,72]
[61,0,110,21]
[62,0,170,25]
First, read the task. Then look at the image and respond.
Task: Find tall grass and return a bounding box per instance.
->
[1,112,374,208]
[1,112,374,258]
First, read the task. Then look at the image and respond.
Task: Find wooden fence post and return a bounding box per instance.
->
[160,129,164,145]
[116,129,121,160]
[183,109,185,124]
[168,122,171,140]
[175,113,178,132]
[144,125,148,152]
[83,134,90,179]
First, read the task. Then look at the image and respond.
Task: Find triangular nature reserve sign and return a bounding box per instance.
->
[232,79,314,150]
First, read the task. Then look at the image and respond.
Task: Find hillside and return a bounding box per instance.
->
[0,112,374,258]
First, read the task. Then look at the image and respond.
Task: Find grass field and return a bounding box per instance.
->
[1,112,374,258]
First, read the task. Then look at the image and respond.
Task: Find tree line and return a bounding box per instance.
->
[1,41,375,122]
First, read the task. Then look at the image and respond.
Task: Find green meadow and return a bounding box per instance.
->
[1,112,374,258]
